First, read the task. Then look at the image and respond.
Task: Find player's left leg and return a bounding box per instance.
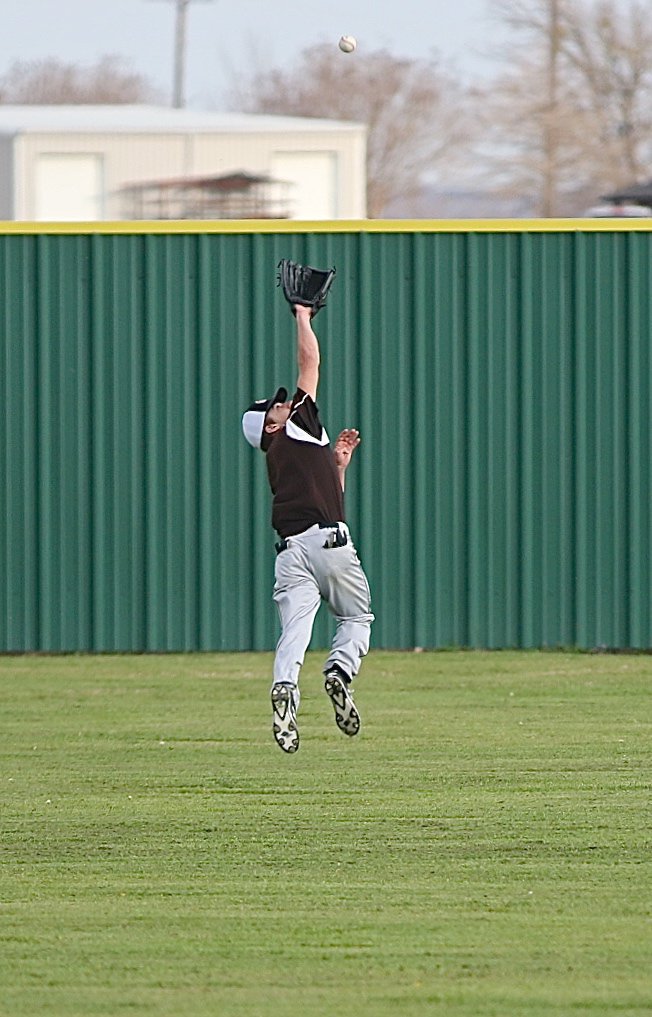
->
[316,537,374,736]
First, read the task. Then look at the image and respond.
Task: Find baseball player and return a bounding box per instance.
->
[241,294,374,754]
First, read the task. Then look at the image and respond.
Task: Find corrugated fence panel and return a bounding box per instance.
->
[2,222,652,652]
[36,236,94,650]
[519,231,576,648]
[90,234,147,650]
[573,232,629,649]
[1,237,39,649]
[626,234,652,647]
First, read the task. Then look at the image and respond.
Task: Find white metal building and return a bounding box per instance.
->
[0,105,367,221]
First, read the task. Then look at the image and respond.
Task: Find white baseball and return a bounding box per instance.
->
[338,35,357,53]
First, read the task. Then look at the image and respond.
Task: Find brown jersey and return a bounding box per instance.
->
[265,389,345,537]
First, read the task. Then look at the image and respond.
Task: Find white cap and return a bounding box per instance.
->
[241,387,288,449]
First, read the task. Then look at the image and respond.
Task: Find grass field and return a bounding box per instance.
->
[1,650,650,1016]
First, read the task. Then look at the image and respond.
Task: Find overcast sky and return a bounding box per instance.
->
[2,0,500,108]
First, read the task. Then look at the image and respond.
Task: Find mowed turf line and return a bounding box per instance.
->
[0,650,650,1017]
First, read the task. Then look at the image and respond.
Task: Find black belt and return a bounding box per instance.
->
[275,522,347,555]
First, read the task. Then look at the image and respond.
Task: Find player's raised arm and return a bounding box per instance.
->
[277,258,336,401]
[294,305,319,400]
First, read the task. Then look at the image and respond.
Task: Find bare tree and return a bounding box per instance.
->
[563,0,652,185]
[227,45,470,217]
[477,0,652,214]
[476,0,580,214]
[469,60,584,214]
[0,56,160,105]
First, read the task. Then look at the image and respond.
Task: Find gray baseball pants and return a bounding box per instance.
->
[272,523,374,704]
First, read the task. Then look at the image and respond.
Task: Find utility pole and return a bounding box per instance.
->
[173,0,190,108]
[150,0,213,108]
[542,0,561,217]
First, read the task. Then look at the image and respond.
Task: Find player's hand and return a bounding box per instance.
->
[333,429,361,469]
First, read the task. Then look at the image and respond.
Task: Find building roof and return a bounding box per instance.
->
[601,179,652,207]
[0,104,364,136]
[119,170,291,220]
[120,171,277,193]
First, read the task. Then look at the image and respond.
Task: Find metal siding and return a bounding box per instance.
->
[1,224,652,652]
[626,234,652,646]
[0,137,14,218]
[519,232,576,648]
[89,234,147,650]
[1,238,39,647]
[573,233,629,649]
[33,236,94,649]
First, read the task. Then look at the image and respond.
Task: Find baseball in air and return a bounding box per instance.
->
[338,35,357,53]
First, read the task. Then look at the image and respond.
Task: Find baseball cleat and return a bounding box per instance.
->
[271,683,299,753]
[324,668,360,737]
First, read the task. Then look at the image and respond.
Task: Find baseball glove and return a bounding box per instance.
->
[277,258,336,317]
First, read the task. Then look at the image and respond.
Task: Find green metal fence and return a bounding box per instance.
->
[1,220,651,652]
